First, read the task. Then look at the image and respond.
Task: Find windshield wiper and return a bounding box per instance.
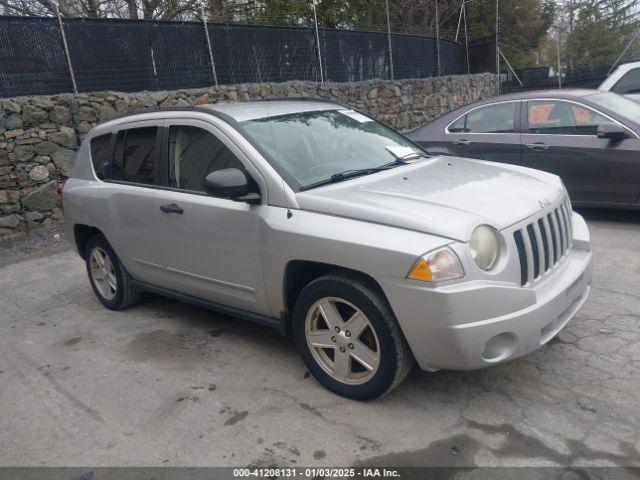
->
[300,166,393,191]
[300,151,430,192]
[382,151,430,166]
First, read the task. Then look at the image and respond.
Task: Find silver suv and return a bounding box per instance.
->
[63,100,593,400]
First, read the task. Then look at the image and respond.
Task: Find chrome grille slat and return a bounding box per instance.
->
[560,204,568,253]
[513,230,528,285]
[526,224,541,279]
[548,212,560,264]
[555,209,566,254]
[538,215,555,271]
[532,221,546,277]
[563,201,573,248]
[521,226,535,285]
[512,200,574,286]
[560,205,570,254]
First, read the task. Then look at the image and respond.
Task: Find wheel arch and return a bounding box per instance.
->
[281,260,392,334]
[73,224,104,259]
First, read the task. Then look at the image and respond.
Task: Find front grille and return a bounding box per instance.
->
[513,200,573,286]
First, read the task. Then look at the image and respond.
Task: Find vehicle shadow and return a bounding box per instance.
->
[575,206,640,224]
[128,292,294,358]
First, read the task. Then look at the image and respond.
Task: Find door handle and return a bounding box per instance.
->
[455,139,471,147]
[159,203,184,214]
[525,142,549,151]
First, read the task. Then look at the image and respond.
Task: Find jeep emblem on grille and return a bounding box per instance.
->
[538,199,551,209]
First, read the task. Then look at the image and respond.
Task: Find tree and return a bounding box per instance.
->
[0,0,203,19]
[462,0,555,68]
[561,0,639,70]
[0,0,115,17]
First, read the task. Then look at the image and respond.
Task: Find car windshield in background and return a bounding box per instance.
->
[588,92,640,124]
[240,109,426,189]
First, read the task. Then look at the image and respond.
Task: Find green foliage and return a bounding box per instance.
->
[561,0,639,69]
[463,0,555,68]
[244,0,554,69]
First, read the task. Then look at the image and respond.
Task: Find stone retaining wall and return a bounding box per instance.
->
[0,73,496,238]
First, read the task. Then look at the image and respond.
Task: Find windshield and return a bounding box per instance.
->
[240,109,426,189]
[588,92,640,125]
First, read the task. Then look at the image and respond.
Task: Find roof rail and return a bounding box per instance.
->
[97,104,212,125]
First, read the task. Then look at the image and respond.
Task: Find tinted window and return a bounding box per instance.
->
[112,130,125,180]
[528,100,609,135]
[111,127,158,184]
[90,134,111,180]
[448,103,516,133]
[611,68,640,94]
[168,126,244,192]
[448,115,466,132]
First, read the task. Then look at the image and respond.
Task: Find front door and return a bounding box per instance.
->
[522,99,640,205]
[152,119,270,315]
[444,101,522,165]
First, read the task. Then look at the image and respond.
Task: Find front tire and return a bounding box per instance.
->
[85,235,141,310]
[292,274,413,400]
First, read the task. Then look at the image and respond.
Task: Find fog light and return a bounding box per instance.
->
[481,332,517,362]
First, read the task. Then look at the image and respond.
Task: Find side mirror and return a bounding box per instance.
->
[597,123,629,140]
[203,168,260,203]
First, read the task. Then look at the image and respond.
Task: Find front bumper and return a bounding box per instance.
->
[378,219,593,372]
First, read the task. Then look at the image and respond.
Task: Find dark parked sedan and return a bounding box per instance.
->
[406,89,640,209]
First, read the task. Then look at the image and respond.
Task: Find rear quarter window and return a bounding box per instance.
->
[89,134,111,180]
[112,127,159,185]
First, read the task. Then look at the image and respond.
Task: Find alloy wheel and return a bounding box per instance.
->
[89,247,117,301]
[305,297,380,385]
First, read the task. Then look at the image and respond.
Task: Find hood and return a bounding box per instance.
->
[296,156,565,242]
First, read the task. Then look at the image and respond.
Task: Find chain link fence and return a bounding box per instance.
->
[0,15,494,98]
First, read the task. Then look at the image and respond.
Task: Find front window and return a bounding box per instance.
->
[168,125,245,192]
[240,109,425,189]
[448,103,516,133]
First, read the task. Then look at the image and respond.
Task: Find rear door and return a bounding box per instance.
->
[93,121,166,286]
[521,99,640,205]
[443,101,522,165]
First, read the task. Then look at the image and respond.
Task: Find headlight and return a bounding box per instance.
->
[407,247,464,283]
[470,225,500,271]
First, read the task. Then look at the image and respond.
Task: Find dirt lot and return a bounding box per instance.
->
[0,210,639,468]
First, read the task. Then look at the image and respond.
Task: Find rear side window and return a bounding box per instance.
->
[112,127,159,184]
[528,100,610,135]
[168,125,245,192]
[448,103,516,133]
[90,134,111,179]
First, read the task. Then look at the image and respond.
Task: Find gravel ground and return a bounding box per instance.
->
[0,209,638,469]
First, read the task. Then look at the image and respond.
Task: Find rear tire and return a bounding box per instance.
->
[292,274,413,400]
[85,234,141,310]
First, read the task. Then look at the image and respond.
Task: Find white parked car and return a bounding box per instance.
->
[599,61,640,102]
[63,100,593,399]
